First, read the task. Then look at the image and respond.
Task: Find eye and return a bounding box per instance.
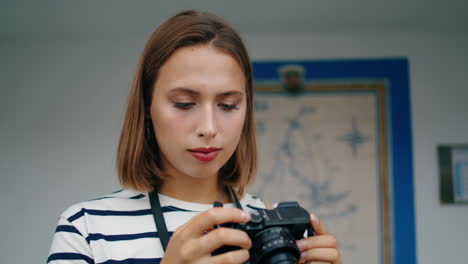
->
[218,103,239,111]
[174,102,195,110]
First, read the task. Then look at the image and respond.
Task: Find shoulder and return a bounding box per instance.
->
[58,189,148,230]
[60,189,147,216]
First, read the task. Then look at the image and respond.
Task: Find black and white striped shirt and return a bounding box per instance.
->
[47,189,266,264]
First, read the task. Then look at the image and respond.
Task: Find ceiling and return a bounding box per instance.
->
[2,0,467,39]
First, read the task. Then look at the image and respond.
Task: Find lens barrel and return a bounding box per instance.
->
[250,227,301,264]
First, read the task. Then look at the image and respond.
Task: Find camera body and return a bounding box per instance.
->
[213,202,315,264]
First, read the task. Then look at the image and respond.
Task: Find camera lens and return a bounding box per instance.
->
[250,227,300,264]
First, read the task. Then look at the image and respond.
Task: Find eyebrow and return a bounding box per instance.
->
[167,87,244,98]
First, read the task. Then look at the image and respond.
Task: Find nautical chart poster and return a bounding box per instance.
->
[248,59,415,264]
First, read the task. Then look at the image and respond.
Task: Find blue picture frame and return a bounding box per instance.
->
[252,58,416,264]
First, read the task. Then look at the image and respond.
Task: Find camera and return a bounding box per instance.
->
[212,201,315,264]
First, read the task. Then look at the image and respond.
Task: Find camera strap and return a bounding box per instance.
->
[148,185,243,253]
[227,185,244,210]
[148,187,170,252]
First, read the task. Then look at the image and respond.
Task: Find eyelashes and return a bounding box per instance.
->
[174,102,239,111]
[174,102,194,109]
[218,103,239,110]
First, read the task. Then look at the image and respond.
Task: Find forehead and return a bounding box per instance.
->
[154,44,246,95]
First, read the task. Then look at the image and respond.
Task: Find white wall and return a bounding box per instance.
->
[2,31,468,263]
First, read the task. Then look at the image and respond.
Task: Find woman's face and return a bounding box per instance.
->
[150,44,247,181]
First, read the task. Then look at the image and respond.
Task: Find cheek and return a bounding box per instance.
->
[151,106,191,141]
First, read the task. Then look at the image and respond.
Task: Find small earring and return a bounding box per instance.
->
[146,119,152,139]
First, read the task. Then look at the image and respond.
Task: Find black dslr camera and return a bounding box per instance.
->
[212,202,315,264]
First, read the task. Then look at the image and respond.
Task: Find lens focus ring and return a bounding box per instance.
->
[250,227,300,264]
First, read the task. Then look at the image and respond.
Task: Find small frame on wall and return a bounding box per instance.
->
[438,144,468,204]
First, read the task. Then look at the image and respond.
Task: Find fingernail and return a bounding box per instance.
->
[310,214,320,227]
[296,239,306,250]
[241,212,251,221]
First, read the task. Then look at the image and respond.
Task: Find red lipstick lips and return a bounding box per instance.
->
[188,147,221,162]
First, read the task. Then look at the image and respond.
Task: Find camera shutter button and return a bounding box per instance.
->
[250,211,262,224]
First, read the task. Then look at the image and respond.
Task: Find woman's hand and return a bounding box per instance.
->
[296,214,342,264]
[160,207,252,264]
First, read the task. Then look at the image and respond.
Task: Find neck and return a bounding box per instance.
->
[159,172,231,204]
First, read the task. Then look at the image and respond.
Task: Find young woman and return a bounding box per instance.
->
[47,10,342,264]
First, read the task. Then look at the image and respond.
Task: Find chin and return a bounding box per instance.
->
[182,166,220,180]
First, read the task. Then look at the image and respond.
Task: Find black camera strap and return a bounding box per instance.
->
[148,186,242,252]
[227,185,244,210]
[148,188,170,252]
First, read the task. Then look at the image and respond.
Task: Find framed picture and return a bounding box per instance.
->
[248,58,415,264]
[438,144,468,204]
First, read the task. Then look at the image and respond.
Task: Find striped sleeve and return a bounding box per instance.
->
[47,216,94,264]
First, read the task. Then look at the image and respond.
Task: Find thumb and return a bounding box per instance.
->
[310,214,329,235]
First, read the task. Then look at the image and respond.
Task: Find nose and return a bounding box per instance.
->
[196,105,217,139]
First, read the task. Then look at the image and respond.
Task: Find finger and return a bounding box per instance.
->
[187,207,250,236]
[296,235,338,251]
[299,248,339,263]
[200,227,252,253]
[310,214,329,236]
[206,249,250,264]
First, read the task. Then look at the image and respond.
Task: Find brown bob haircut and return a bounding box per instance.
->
[117,10,257,196]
